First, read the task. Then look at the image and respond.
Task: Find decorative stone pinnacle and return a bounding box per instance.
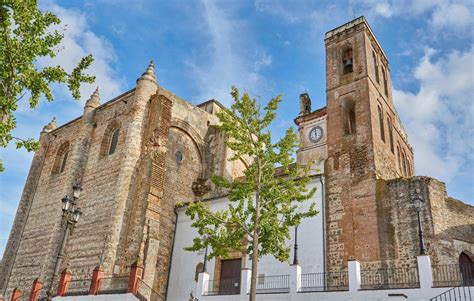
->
[137,59,157,84]
[85,86,100,109]
[42,116,57,133]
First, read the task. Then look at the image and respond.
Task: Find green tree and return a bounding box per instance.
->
[184,87,318,300]
[0,0,95,171]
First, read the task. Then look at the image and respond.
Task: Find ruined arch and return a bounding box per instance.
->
[170,118,206,179]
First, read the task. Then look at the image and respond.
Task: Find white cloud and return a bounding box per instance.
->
[393,46,474,182]
[430,2,472,32]
[374,2,393,17]
[188,0,272,105]
[38,2,124,104]
[257,0,473,38]
[353,0,473,35]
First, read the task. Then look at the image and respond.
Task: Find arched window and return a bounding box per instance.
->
[60,151,69,173]
[342,48,353,74]
[382,67,388,96]
[402,151,407,176]
[100,121,121,158]
[372,51,379,83]
[342,99,356,135]
[52,142,70,174]
[108,128,120,155]
[397,145,402,174]
[459,252,473,285]
[194,262,204,282]
[387,117,394,153]
[378,105,385,142]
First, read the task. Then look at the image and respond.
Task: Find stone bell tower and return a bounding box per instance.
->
[324,17,415,271]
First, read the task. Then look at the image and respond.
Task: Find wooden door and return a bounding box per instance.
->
[219,258,241,295]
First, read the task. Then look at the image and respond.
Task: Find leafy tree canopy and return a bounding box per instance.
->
[0,0,95,171]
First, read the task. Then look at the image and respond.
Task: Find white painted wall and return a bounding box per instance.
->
[167,177,325,301]
[190,286,473,301]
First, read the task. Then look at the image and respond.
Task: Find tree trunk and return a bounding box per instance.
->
[249,157,261,301]
[249,209,259,301]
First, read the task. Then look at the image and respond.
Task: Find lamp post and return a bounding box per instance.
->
[412,194,427,255]
[293,225,299,265]
[203,244,208,273]
[47,184,82,299]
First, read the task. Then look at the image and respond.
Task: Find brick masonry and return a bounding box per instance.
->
[305,17,471,273]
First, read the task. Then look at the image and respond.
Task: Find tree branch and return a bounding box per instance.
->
[201,209,254,239]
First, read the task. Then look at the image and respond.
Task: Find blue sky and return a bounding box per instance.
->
[0,0,473,256]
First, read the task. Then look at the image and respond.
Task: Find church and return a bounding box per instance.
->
[1,17,473,301]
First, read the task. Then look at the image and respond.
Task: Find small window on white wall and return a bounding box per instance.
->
[194,263,204,282]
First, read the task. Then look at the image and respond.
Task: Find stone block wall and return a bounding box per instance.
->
[2,117,85,297]
[63,91,134,281]
[0,89,139,299]
[374,176,473,270]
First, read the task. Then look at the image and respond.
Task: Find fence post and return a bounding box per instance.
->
[128,261,143,294]
[290,264,301,294]
[197,272,209,297]
[348,260,361,292]
[89,265,104,295]
[10,288,22,301]
[417,255,433,290]
[56,268,73,296]
[240,268,251,295]
[29,278,43,301]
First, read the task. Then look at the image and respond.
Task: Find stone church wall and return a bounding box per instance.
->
[374,176,473,270]
[64,91,134,280]
[1,90,137,298]
[3,119,85,295]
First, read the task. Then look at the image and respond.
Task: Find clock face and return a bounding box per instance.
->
[309,126,324,143]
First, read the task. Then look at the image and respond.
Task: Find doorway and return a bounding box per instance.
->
[219,258,241,295]
[459,252,474,285]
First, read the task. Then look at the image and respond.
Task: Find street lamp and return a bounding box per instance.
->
[412,194,427,255]
[72,183,82,199]
[203,244,208,273]
[47,184,83,299]
[293,225,299,265]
